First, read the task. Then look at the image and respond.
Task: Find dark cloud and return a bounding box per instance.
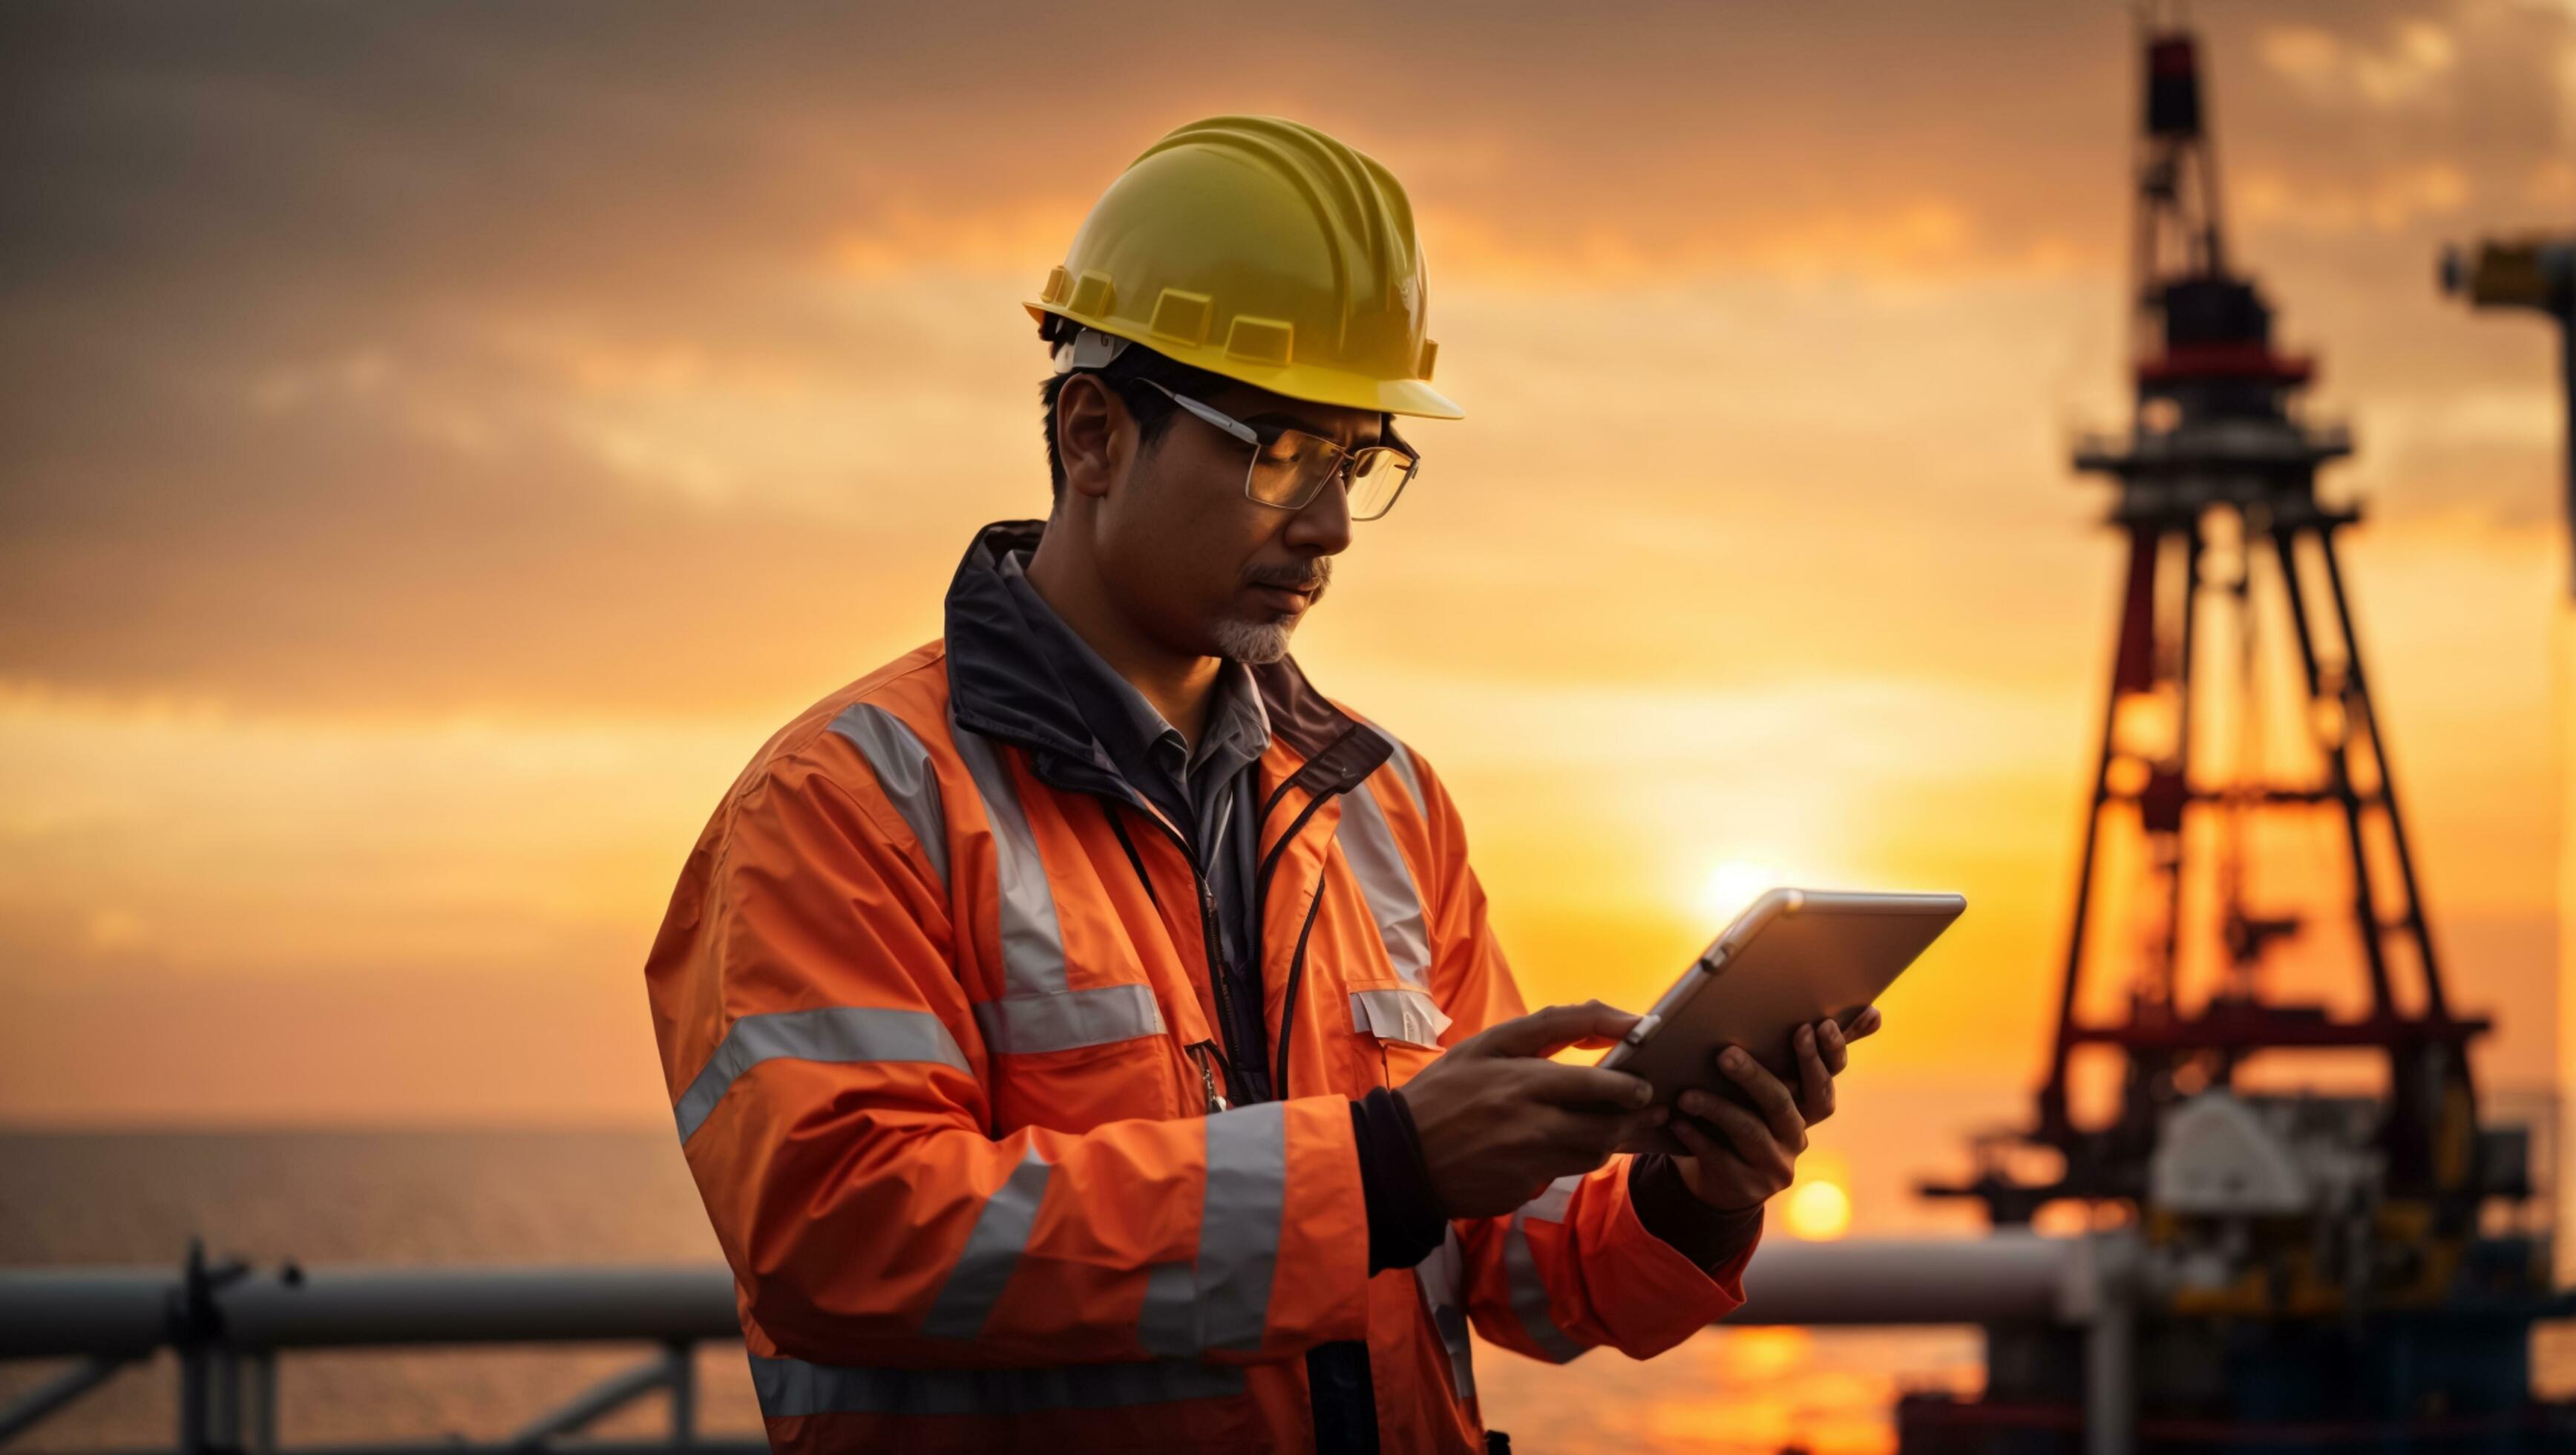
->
[1,1,2566,713]
[4,0,2560,311]
[0,330,983,715]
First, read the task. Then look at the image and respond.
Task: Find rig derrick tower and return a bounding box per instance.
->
[1903,21,2567,1452]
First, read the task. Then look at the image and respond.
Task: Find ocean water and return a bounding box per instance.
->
[2,1123,2565,1451]
[0,1128,1985,1452]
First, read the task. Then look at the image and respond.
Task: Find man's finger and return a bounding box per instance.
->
[1847,1006,1883,1041]
[1797,1024,1837,1123]
[1668,1108,1728,1163]
[1818,1017,1849,1076]
[1579,1106,1665,1158]
[1518,1059,1656,1110]
[1717,1047,1807,1149]
[1680,1092,1784,1173]
[1473,1000,1642,1059]
[1533,1106,1644,1171]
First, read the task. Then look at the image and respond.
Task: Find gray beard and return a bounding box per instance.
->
[1221,556,1328,664]
[1212,616,1296,664]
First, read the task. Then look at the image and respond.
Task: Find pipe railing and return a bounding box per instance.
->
[0,1232,2142,1454]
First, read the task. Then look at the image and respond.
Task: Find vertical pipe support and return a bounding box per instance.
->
[246,1350,279,1455]
[665,1340,696,1445]
[2060,1229,2139,1455]
[178,1341,207,1455]
[204,1345,243,1447]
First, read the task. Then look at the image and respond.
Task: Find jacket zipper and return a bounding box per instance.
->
[1196,878,1262,1102]
[1108,774,1359,1113]
[1110,795,1271,1110]
[1186,1041,1230,1114]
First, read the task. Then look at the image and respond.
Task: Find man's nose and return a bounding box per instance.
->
[1282,470,1354,555]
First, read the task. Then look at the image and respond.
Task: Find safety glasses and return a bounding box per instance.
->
[1131,379,1420,521]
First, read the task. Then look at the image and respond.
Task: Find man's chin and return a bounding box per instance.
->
[1210,616,1297,665]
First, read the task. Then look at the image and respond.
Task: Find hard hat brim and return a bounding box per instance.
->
[1026,304,1464,420]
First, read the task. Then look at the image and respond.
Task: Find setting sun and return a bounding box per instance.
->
[1700,859,1786,926]
[1785,1179,1854,1240]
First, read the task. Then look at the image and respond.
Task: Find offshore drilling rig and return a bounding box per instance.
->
[1902,24,2574,1451]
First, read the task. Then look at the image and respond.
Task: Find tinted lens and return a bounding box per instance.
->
[1245,429,1348,509]
[1346,448,1416,520]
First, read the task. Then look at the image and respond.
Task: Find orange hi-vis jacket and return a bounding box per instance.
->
[644,523,1755,1452]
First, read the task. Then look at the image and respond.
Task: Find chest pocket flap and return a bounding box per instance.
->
[1350,984,1451,1049]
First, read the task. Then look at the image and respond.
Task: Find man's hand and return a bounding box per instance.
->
[1397,1001,1662,1220]
[1666,1007,1881,1211]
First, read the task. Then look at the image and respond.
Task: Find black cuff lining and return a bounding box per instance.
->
[1352,1087,1448,1274]
[1628,1153,1765,1271]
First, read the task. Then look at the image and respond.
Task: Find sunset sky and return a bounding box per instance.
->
[3,0,2571,1194]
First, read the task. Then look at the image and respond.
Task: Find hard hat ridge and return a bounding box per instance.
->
[1028,114,1461,419]
[1133,116,1420,355]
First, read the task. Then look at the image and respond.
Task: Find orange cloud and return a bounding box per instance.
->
[0,0,2566,1134]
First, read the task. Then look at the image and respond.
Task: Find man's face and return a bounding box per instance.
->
[1083,377,1389,664]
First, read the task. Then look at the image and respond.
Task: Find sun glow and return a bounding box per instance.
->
[1784,1177,1854,1240]
[1699,857,1786,926]
[1780,1151,1855,1241]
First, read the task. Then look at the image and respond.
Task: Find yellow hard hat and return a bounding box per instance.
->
[1028,115,1462,419]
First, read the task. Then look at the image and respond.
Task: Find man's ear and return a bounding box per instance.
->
[1055,375,1129,504]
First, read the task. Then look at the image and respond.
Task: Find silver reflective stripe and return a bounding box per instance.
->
[1198,1102,1286,1350]
[1367,719,1426,814]
[1135,1260,1196,1357]
[1349,987,1452,1049]
[1412,1228,1475,1401]
[919,1144,1052,1340]
[675,1007,966,1143]
[1336,782,1432,988]
[1504,1176,1589,1364]
[1431,1302,1478,1397]
[974,984,1167,1056]
[1414,1226,1465,1308]
[1136,1103,1287,1356]
[748,1353,1246,1418]
[951,717,1166,1052]
[827,702,950,890]
[949,719,1067,994]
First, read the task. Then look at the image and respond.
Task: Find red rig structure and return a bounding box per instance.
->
[1904,22,2572,1454]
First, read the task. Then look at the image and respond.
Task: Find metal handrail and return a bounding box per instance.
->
[0,1233,2125,1453]
[0,1264,742,1362]
[0,1243,758,1453]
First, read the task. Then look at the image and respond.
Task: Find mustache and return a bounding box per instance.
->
[1242,558,1331,595]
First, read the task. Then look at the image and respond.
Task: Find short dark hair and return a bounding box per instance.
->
[1038,319,1243,506]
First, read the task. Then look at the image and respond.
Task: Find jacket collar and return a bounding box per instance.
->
[943,520,1389,802]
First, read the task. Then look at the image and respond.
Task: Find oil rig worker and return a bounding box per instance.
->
[642,115,1876,1454]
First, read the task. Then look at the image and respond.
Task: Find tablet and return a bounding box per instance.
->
[1600,888,1964,1154]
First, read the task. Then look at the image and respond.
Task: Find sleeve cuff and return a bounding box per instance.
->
[1628,1152,1766,1271]
[1351,1087,1447,1273]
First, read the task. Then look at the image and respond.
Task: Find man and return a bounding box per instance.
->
[643,115,1880,1454]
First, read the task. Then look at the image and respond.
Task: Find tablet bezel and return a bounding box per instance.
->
[1599,887,1964,1152]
